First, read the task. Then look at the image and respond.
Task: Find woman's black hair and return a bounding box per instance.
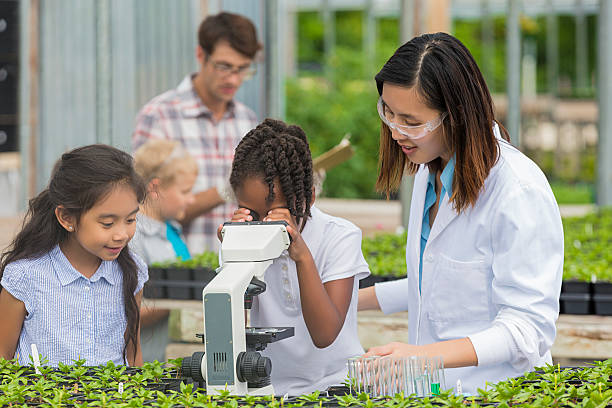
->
[230,118,313,230]
[374,32,510,212]
[0,144,146,364]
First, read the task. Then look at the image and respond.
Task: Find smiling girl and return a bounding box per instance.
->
[0,145,148,366]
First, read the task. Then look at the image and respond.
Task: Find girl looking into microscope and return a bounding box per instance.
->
[219,118,370,396]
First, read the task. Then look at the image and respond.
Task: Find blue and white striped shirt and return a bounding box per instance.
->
[1,245,148,366]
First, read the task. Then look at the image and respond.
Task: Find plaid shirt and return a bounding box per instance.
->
[132,74,257,253]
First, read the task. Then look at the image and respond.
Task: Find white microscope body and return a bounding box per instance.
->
[192,221,292,396]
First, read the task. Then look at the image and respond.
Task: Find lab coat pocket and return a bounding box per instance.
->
[427,254,491,337]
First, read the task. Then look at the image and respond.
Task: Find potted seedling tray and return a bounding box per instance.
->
[146,252,219,300]
[2,358,612,407]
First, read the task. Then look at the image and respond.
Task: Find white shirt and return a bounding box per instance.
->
[250,206,370,396]
[375,133,564,394]
[131,214,179,265]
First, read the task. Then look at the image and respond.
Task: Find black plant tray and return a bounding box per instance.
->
[144,266,217,300]
[593,282,612,315]
[593,294,612,316]
[359,274,403,289]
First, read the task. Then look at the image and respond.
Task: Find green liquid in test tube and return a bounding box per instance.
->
[431,382,440,395]
[429,356,445,396]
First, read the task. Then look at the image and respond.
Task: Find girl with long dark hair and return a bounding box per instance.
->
[0,144,148,366]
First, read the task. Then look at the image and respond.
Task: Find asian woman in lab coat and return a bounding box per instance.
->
[358,32,564,393]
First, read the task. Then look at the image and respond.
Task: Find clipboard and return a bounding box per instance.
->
[312,134,354,172]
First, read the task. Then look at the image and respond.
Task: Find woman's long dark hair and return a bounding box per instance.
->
[230,118,314,230]
[0,144,146,364]
[375,32,510,212]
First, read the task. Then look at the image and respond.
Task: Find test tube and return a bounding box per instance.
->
[379,356,393,396]
[363,356,380,396]
[429,356,446,395]
[410,355,431,397]
[398,357,414,396]
[347,356,358,394]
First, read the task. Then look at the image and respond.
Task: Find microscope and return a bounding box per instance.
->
[181,221,295,396]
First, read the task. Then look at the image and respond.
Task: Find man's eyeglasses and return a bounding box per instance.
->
[377,97,447,140]
[211,61,256,80]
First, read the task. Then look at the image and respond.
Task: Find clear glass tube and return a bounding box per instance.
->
[347,355,445,398]
[429,355,445,395]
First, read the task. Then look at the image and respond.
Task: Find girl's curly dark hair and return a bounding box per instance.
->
[230,118,314,230]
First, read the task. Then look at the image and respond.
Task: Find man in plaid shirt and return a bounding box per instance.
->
[132,12,260,253]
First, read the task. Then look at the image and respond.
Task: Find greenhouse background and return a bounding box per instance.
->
[0,0,611,385]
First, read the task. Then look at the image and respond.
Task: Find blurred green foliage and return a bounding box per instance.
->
[363,208,612,281]
[563,207,612,282]
[287,10,598,200]
[550,182,594,205]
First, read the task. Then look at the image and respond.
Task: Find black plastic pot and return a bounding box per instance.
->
[593,282,612,316]
[192,267,217,300]
[560,280,593,315]
[359,275,387,289]
[166,268,193,299]
[144,267,167,299]
[143,280,166,299]
[326,385,351,396]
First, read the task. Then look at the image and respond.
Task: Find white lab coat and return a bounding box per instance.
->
[375,131,564,394]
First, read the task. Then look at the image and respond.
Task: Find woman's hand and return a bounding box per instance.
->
[217,208,254,242]
[364,338,478,368]
[263,208,311,264]
[364,342,424,358]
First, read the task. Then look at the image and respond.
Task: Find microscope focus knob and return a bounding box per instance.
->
[181,351,205,382]
[236,351,272,383]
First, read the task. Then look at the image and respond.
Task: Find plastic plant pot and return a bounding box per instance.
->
[326,385,351,396]
[144,267,167,299]
[560,280,593,315]
[593,281,612,315]
[148,267,166,281]
[358,275,388,289]
[165,267,193,299]
[143,280,166,299]
[192,267,217,300]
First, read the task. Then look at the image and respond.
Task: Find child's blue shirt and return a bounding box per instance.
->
[166,221,191,261]
[0,245,148,366]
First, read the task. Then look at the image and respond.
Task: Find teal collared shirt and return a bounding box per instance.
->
[166,221,191,261]
[419,156,455,291]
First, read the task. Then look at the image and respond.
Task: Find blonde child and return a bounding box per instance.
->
[0,145,148,366]
[132,140,197,362]
[220,119,370,395]
[132,140,197,265]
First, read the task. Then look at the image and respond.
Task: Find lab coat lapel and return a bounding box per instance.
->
[426,194,458,244]
[408,170,427,283]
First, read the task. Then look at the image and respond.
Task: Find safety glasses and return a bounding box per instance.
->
[377,97,447,140]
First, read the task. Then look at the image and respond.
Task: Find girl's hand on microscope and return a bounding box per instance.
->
[216,208,254,242]
[263,208,312,265]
